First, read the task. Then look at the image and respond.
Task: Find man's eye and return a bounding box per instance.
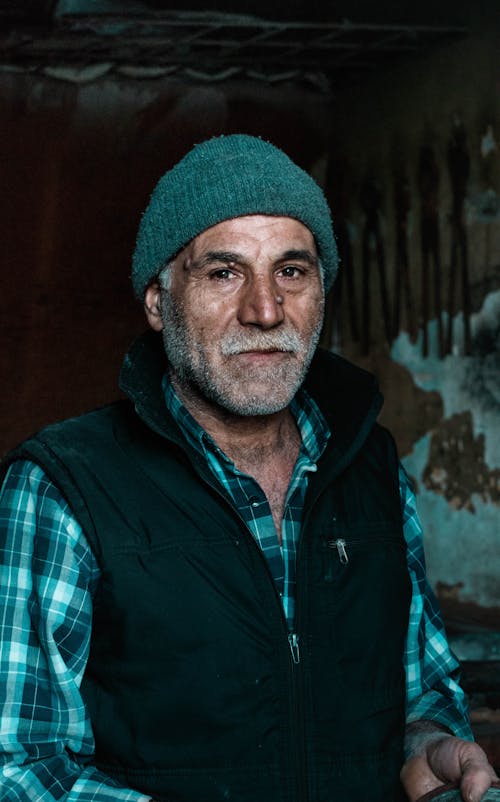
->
[280,265,303,278]
[210,268,235,280]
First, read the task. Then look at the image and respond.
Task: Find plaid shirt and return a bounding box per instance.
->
[0,381,472,801]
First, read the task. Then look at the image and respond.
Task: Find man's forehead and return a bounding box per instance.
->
[187,214,317,254]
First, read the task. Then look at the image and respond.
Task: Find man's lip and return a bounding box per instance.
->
[231,349,291,356]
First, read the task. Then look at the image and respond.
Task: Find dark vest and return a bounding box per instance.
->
[3,333,412,802]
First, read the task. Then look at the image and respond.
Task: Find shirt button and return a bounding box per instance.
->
[249,496,260,507]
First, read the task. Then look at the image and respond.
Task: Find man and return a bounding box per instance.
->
[0,134,496,802]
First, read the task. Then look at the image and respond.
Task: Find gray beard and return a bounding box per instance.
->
[159,290,323,416]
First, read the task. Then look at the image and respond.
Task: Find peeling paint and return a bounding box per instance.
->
[392,289,500,467]
[402,434,500,613]
[423,411,500,511]
[392,290,500,617]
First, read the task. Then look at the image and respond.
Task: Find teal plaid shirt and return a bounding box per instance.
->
[0,379,472,801]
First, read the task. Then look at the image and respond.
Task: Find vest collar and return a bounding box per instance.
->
[119,330,383,471]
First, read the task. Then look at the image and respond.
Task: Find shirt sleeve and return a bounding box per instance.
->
[400,464,473,740]
[0,460,151,802]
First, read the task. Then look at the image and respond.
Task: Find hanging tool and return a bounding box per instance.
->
[323,159,359,349]
[417,144,444,358]
[446,117,471,355]
[360,176,392,354]
[392,168,416,340]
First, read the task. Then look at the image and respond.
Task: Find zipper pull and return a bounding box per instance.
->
[335,538,349,564]
[288,632,300,664]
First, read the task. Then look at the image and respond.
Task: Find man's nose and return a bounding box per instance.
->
[237,276,285,328]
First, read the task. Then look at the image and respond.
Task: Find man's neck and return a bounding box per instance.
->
[170,376,300,469]
[169,376,303,541]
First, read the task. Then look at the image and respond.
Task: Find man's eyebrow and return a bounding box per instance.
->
[188,251,243,270]
[279,249,319,266]
[188,249,319,270]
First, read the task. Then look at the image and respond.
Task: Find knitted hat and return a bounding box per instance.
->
[132,134,338,299]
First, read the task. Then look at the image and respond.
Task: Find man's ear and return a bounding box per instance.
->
[144,281,164,332]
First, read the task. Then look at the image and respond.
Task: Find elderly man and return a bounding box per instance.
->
[0,134,496,802]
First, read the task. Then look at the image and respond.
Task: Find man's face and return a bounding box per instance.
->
[145,215,325,417]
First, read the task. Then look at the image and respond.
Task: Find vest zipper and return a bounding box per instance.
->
[288,632,300,664]
[183,463,309,802]
[333,537,348,563]
[292,533,308,802]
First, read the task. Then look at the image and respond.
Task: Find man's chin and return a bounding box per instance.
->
[217,398,292,417]
[204,361,310,416]
[211,382,299,417]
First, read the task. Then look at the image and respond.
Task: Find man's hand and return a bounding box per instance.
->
[401,732,498,802]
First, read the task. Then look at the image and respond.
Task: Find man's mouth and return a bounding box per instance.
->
[230,348,294,358]
[238,347,288,354]
[220,331,303,358]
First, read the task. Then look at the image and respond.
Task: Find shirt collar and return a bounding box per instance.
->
[162,372,330,466]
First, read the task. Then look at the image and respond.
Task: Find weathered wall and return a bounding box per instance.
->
[1,30,498,628]
[323,32,500,629]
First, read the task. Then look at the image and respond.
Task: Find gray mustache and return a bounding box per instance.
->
[221,330,303,356]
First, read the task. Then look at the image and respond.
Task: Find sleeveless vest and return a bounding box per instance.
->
[3,332,412,802]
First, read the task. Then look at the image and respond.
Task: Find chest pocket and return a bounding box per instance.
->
[320,527,406,583]
[308,520,411,727]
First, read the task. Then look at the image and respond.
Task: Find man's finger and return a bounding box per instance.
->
[401,753,449,801]
[460,762,499,802]
[427,738,499,802]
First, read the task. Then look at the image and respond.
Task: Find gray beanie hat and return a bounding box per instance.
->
[132,134,338,299]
